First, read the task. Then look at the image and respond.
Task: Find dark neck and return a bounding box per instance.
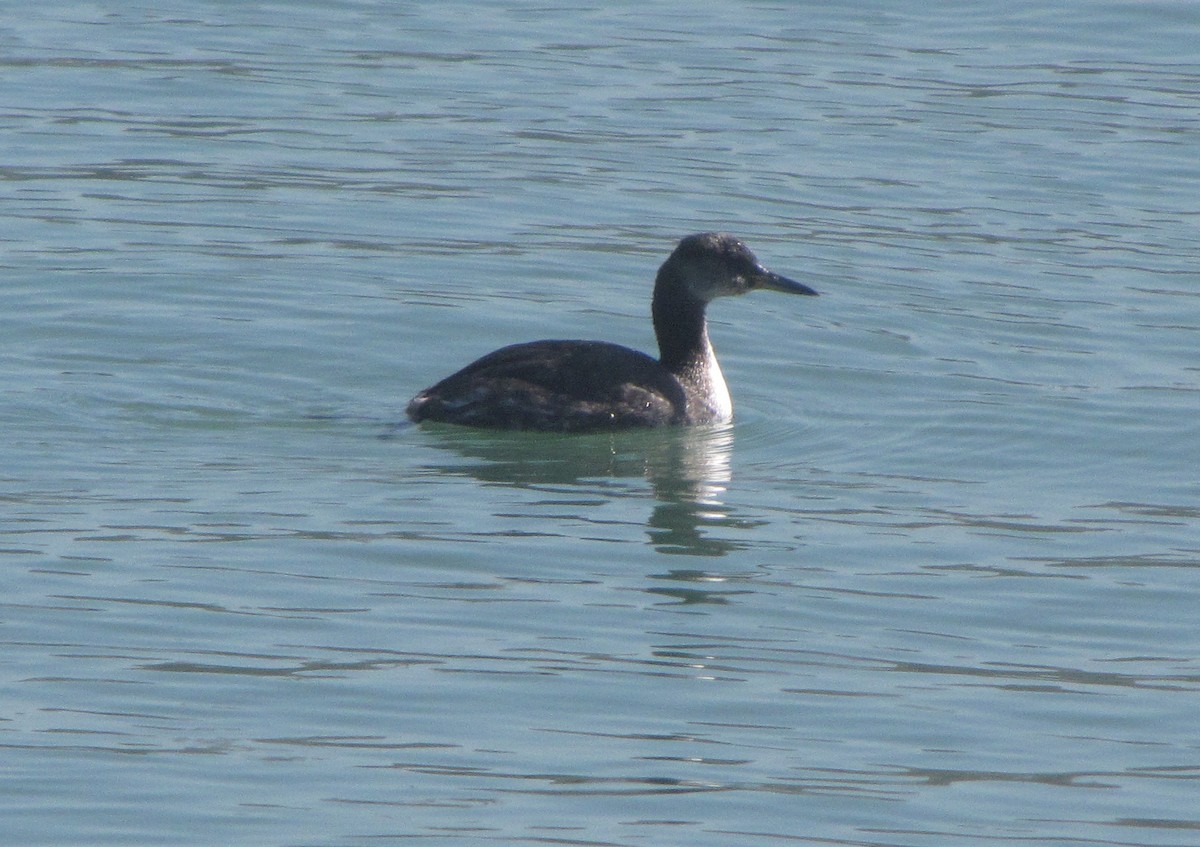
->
[652,264,711,376]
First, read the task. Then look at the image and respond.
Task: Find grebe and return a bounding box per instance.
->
[407,232,817,431]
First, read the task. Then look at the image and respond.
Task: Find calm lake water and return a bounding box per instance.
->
[3,2,1199,845]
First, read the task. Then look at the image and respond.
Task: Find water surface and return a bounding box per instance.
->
[3,2,1199,846]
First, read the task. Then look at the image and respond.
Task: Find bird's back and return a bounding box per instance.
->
[406,340,691,431]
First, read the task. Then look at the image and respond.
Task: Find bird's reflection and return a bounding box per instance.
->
[644,569,757,605]
[407,422,749,557]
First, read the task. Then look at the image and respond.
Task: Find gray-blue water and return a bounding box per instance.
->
[3,2,1199,845]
